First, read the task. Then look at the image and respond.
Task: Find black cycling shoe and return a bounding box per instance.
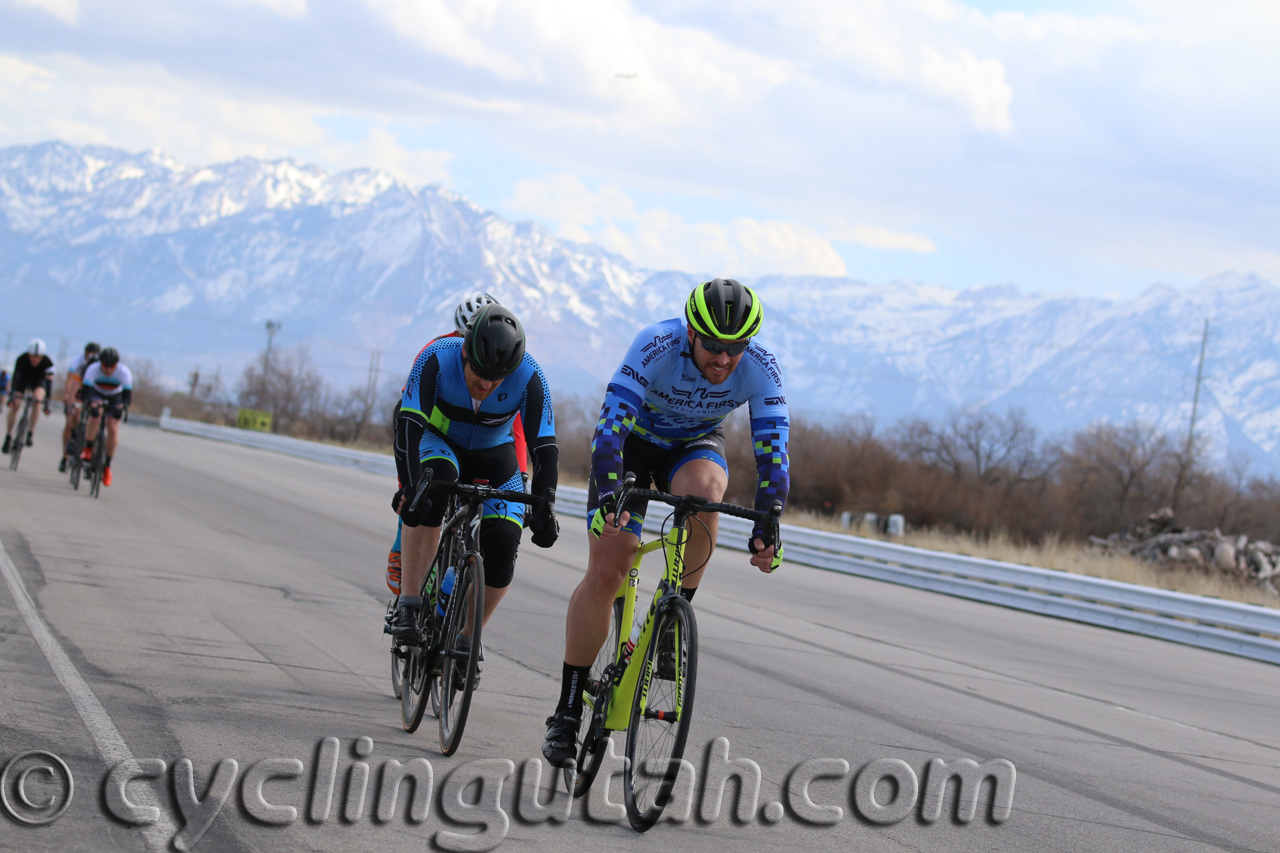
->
[542,711,581,768]
[25,433,33,447]
[1,435,9,454]
[451,634,482,690]
[388,603,422,643]
[58,456,67,473]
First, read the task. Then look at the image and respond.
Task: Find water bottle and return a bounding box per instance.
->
[436,566,455,617]
[623,619,642,658]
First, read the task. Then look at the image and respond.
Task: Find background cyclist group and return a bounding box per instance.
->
[2,338,133,486]
[382,278,790,766]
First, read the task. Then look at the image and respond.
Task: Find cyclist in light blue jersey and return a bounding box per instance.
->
[543,278,790,766]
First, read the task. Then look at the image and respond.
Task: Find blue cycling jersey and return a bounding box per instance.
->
[396,336,558,498]
[591,317,790,515]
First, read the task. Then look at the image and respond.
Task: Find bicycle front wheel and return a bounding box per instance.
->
[8,410,27,471]
[567,595,624,797]
[69,418,86,489]
[89,432,106,498]
[623,594,697,832]
[438,552,484,756]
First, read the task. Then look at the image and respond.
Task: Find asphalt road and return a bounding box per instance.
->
[1,421,1278,852]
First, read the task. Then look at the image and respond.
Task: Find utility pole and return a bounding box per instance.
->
[355,349,381,441]
[1173,318,1209,514]
[263,320,281,388]
[56,338,68,391]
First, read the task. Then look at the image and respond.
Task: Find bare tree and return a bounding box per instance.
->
[237,345,326,434]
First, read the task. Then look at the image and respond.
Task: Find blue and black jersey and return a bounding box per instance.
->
[395,336,558,501]
[591,317,790,516]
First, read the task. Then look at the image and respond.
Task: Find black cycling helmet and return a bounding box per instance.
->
[685,278,763,341]
[99,347,120,367]
[463,305,525,380]
[84,342,100,356]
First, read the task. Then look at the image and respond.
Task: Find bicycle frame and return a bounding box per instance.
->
[599,518,691,731]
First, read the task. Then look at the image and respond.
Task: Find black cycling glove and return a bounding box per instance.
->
[528,503,559,548]
[394,485,432,528]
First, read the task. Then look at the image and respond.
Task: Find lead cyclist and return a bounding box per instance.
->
[542,278,790,766]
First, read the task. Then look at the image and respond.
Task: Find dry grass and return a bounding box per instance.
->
[787,511,1280,610]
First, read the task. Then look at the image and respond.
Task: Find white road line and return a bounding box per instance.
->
[0,536,178,852]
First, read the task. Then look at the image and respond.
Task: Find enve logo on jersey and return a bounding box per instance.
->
[620,365,650,387]
[671,387,732,401]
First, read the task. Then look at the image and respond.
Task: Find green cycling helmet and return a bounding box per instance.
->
[685,278,763,341]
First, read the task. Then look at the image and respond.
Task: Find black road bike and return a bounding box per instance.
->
[67,402,92,490]
[7,393,37,471]
[82,400,114,498]
[389,471,545,755]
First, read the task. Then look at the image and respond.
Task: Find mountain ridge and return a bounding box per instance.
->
[3,141,1278,473]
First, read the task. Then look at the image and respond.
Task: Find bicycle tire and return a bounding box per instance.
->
[400,642,431,733]
[567,595,625,797]
[8,405,28,471]
[623,594,697,832]
[68,411,87,489]
[388,600,405,700]
[429,671,441,717]
[89,425,106,498]
[438,551,484,756]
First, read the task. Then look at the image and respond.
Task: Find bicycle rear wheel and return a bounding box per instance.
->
[623,594,697,832]
[388,600,405,700]
[438,552,484,756]
[400,641,431,733]
[567,595,624,797]
[68,414,87,489]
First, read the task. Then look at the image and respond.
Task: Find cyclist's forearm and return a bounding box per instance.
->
[589,386,638,497]
[529,440,558,499]
[751,416,790,514]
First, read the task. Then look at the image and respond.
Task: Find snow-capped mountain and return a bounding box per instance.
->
[3,142,1278,473]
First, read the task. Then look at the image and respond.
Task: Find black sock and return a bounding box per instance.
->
[106,455,112,467]
[680,586,698,604]
[557,661,592,717]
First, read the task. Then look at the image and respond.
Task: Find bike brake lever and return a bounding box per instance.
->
[612,472,637,529]
[407,469,435,514]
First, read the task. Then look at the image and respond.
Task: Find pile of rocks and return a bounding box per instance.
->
[1090,508,1278,593]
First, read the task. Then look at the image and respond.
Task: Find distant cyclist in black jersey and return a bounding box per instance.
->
[3,339,54,454]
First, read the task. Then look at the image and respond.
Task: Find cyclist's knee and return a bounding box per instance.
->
[670,459,728,501]
[478,518,521,588]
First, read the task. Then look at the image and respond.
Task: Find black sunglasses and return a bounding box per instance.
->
[696,334,749,356]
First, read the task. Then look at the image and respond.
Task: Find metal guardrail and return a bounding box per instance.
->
[158,416,1280,666]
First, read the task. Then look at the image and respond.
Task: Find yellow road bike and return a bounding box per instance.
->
[567,473,782,831]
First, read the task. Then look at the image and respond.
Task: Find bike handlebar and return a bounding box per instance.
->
[612,471,784,541]
[407,469,548,515]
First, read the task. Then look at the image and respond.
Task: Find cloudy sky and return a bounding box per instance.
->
[1,0,1277,296]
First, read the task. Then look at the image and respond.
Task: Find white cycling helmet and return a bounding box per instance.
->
[454,291,500,334]
[27,338,46,357]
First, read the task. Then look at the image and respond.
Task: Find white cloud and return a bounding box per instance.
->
[9,0,78,25]
[221,0,308,19]
[507,173,846,276]
[0,52,452,187]
[829,224,937,254]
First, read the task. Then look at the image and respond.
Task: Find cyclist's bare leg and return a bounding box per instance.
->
[105,416,121,457]
[28,387,45,429]
[4,397,17,433]
[564,528,640,667]
[400,523,442,599]
[85,407,102,444]
[668,458,728,591]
